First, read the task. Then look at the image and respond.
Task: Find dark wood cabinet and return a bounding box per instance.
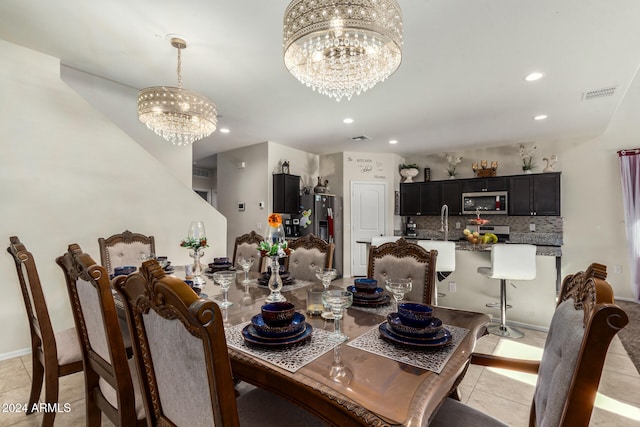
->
[508,172,561,216]
[461,177,508,192]
[273,173,300,214]
[420,182,442,216]
[441,181,463,215]
[400,181,456,215]
[400,182,422,215]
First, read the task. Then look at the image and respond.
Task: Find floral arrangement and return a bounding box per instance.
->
[399,163,420,170]
[180,237,208,250]
[445,153,463,177]
[520,144,537,171]
[259,213,292,257]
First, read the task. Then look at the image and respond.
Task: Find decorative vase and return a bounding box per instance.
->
[449,175,456,179]
[523,169,532,174]
[266,256,285,303]
[190,248,205,286]
[400,168,419,183]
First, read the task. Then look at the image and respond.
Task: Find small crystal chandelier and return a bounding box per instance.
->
[137,37,217,146]
[283,0,403,102]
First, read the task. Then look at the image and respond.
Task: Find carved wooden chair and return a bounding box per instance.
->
[56,244,146,426]
[7,236,83,427]
[114,259,328,426]
[232,230,264,273]
[430,263,629,427]
[367,237,437,305]
[98,230,155,275]
[286,234,335,281]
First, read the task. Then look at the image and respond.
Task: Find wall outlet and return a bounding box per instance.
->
[258,200,265,209]
[455,221,461,229]
[614,264,622,274]
[529,223,536,232]
[449,282,457,292]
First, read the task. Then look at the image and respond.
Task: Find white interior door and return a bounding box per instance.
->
[351,181,387,276]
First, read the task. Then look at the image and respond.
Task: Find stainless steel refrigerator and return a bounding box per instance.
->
[298,194,343,277]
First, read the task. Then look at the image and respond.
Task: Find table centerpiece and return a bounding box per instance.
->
[180,220,208,286]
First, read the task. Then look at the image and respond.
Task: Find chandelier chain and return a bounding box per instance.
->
[176,46,182,89]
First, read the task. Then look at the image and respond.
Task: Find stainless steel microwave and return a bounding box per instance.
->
[462,191,508,215]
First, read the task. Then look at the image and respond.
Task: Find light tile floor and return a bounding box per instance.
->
[1,327,639,426]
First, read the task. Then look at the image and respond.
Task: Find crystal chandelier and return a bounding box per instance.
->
[283,0,403,102]
[137,38,217,146]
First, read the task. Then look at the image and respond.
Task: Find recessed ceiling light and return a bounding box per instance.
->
[534,114,548,121]
[343,118,354,124]
[389,139,398,144]
[220,128,230,133]
[525,72,544,82]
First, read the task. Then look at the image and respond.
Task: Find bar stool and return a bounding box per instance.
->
[417,240,456,305]
[478,244,536,338]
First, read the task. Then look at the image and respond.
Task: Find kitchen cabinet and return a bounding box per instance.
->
[399,182,441,216]
[461,177,508,192]
[273,173,300,214]
[441,181,463,215]
[400,183,421,215]
[508,172,561,216]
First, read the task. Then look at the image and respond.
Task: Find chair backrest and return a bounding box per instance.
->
[367,238,437,305]
[98,230,156,275]
[286,234,335,281]
[114,259,241,427]
[370,235,400,246]
[490,243,536,280]
[232,231,264,272]
[531,263,628,426]
[7,236,58,368]
[417,240,456,272]
[57,243,144,423]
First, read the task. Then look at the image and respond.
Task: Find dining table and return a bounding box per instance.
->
[200,269,490,427]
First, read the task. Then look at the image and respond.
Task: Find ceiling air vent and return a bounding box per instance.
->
[582,86,616,101]
[193,167,210,178]
[351,135,372,142]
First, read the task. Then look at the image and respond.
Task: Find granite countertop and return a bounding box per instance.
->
[454,241,561,257]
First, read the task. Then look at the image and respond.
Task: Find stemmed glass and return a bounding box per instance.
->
[329,346,353,385]
[212,271,236,308]
[385,278,412,312]
[315,268,337,319]
[238,256,254,284]
[322,290,353,342]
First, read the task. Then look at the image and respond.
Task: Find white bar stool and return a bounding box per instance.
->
[371,236,400,246]
[478,244,536,338]
[417,240,456,306]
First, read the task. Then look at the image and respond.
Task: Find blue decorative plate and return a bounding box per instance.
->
[250,313,306,338]
[347,285,385,300]
[387,313,443,338]
[351,294,391,307]
[378,322,452,348]
[242,323,313,348]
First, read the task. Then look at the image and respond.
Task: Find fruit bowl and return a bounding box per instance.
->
[468,218,489,225]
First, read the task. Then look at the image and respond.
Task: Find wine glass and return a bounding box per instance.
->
[329,346,353,386]
[315,268,337,319]
[385,278,412,312]
[212,271,236,308]
[238,256,254,284]
[322,290,353,342]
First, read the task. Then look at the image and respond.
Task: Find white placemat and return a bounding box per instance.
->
[346,323,469,374]
[225,321,343,373]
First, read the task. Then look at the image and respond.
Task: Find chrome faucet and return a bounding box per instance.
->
[440,204,449,241]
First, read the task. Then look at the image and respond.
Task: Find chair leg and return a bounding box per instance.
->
[26,355,44,414]
[487,279,523,339]
[41,373,59,427]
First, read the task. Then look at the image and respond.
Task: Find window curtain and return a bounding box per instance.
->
[618,149,640,301]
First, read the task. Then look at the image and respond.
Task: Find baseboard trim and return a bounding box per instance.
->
[0,347,31,362]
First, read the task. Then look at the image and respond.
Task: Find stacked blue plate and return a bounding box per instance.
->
[379,303,452,348]
[349,278,390,307]
[206,257,234,274]
[242,303,312,348]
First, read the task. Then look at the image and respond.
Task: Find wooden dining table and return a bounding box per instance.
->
[208,271,490,427]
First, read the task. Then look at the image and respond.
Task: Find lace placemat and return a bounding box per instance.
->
[225,321,343,373]
[249,279,314,292]
[346,323,469,374]
[349,303,393,317]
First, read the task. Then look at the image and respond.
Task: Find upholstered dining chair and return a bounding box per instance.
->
[114,259,328,427]
[367,237,437,305]
[232,230,264,273]
[286,234,335,282]
[56,243,146,426]
[7,236,83,427]
[430,263,629,427]
[98,230,155,275]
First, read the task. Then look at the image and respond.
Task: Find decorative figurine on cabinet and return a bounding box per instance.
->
[282,160,290,174]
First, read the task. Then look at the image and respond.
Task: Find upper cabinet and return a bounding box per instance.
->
[441,180,463,215]
[399,182,441,216]
[461,176,508,192]
[273,173,300,214]
[508,172,561,216]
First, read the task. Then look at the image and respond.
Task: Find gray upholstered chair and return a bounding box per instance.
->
[57,244,145,426]
[98,230,156,275]
[430,263,629,427]
[286,234,335,282]
[114,259,328,427]
[7,236,83,427]
[232,231,264,273]
[367,237,437,305]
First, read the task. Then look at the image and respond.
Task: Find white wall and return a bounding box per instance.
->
[0,40,227,356]
[268,141,319,198]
